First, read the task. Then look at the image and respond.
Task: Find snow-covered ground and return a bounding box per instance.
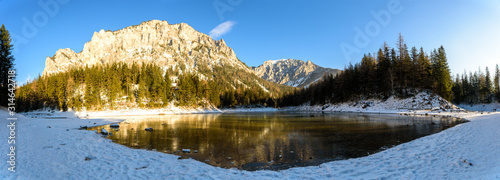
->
[2,92,500,179]
[221,107,278,113]
[283,92,460,114]
[1,107,500,179]
[43,105,278,118]
[457,103,500,112]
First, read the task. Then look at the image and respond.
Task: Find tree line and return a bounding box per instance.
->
[279,35,455,106]
[16,62,280,112]
[452,65,500,104]
[13,32,500,112]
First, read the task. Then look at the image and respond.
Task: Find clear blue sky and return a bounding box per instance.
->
[1,0,499,84]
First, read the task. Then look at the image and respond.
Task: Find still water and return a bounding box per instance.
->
[88,112,464,170]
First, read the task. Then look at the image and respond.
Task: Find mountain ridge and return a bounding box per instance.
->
[253,59,341,87]
[41,20,293,98]
[43,20,245,76]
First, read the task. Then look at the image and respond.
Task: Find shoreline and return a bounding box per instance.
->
[23,105,491,122]
[3,108,500,179]
[20,91,499,120]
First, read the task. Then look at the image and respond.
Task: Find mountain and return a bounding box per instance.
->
[43,20,243,76]
[42,20,292,97]
[253,59,341,88]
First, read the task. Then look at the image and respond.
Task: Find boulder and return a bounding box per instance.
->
[101,128,109,135]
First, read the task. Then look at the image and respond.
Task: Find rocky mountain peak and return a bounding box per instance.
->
[42,20,242,76]
[254,59,341,87]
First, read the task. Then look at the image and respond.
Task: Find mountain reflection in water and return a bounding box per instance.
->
[88,112,464,171]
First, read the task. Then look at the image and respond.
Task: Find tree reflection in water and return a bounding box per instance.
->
[89,112,464,171]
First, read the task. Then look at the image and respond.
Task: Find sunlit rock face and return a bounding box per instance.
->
[43,20,250,77]
[253,59,341,88]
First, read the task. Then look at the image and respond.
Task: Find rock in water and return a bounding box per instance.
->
[101,128,109,135]
[182,149,190,153]
[145,127,153,131]
[110,124,119,128]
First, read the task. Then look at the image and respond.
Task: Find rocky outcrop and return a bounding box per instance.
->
[43,20,249,77]
[253,59,341,87]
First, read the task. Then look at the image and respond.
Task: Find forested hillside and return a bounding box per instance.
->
[279,35,457,106]
[15,20,296,112]
[16,62,290,111]
[15,33,500,112]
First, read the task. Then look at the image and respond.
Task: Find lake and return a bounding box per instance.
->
[88,112,464,170]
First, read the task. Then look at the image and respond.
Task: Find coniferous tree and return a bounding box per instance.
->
[375,48,390,97]
[452,74,463,104]
[278,36,462,107]
[66,74,76,109]
[137,64,148,107]
[163,73,172,104]
[83,66,95,110]
[484,67,492,103]
[495,64,500,102]
[0,24,15,107]
[431,46,453,101]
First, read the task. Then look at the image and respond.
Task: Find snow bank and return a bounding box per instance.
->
[72,106,278,118]
[2,109,500,179]
[284,92,459,114]
[222,107,278,113]
[458,103,500,112]
[73,102,222,118]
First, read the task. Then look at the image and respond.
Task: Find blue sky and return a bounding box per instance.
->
[1,0,499,84]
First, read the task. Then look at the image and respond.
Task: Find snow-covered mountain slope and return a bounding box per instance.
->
[253,59,341,87]
[41,20,293,96]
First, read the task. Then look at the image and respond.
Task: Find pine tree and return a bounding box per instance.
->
[376,47,392,97]
[431,46,453,101]
[395,34,411,93]
[163,73,172,105]
[360,54,376,93]
[56,74,68,110]
[66,74,75,110]
[137,64,148,107]
[84,68,94,110]
[452,74,463,104]
[0,24,15,107]
[495,64,500,102]
[417,47,433,90]
[484,67,492,103]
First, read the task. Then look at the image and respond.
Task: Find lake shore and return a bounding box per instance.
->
[1,107,500,179]
[23,92,496,119]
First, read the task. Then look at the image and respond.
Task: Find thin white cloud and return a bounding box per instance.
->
[209,21,236,39]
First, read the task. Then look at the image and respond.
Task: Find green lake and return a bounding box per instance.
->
[88,112,464,170]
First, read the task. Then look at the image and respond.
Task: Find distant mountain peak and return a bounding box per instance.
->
[254,59,341,87]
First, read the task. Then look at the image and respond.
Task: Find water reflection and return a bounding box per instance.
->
[88,112,464,170]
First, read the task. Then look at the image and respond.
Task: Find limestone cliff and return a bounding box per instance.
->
[43,20,248,77]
